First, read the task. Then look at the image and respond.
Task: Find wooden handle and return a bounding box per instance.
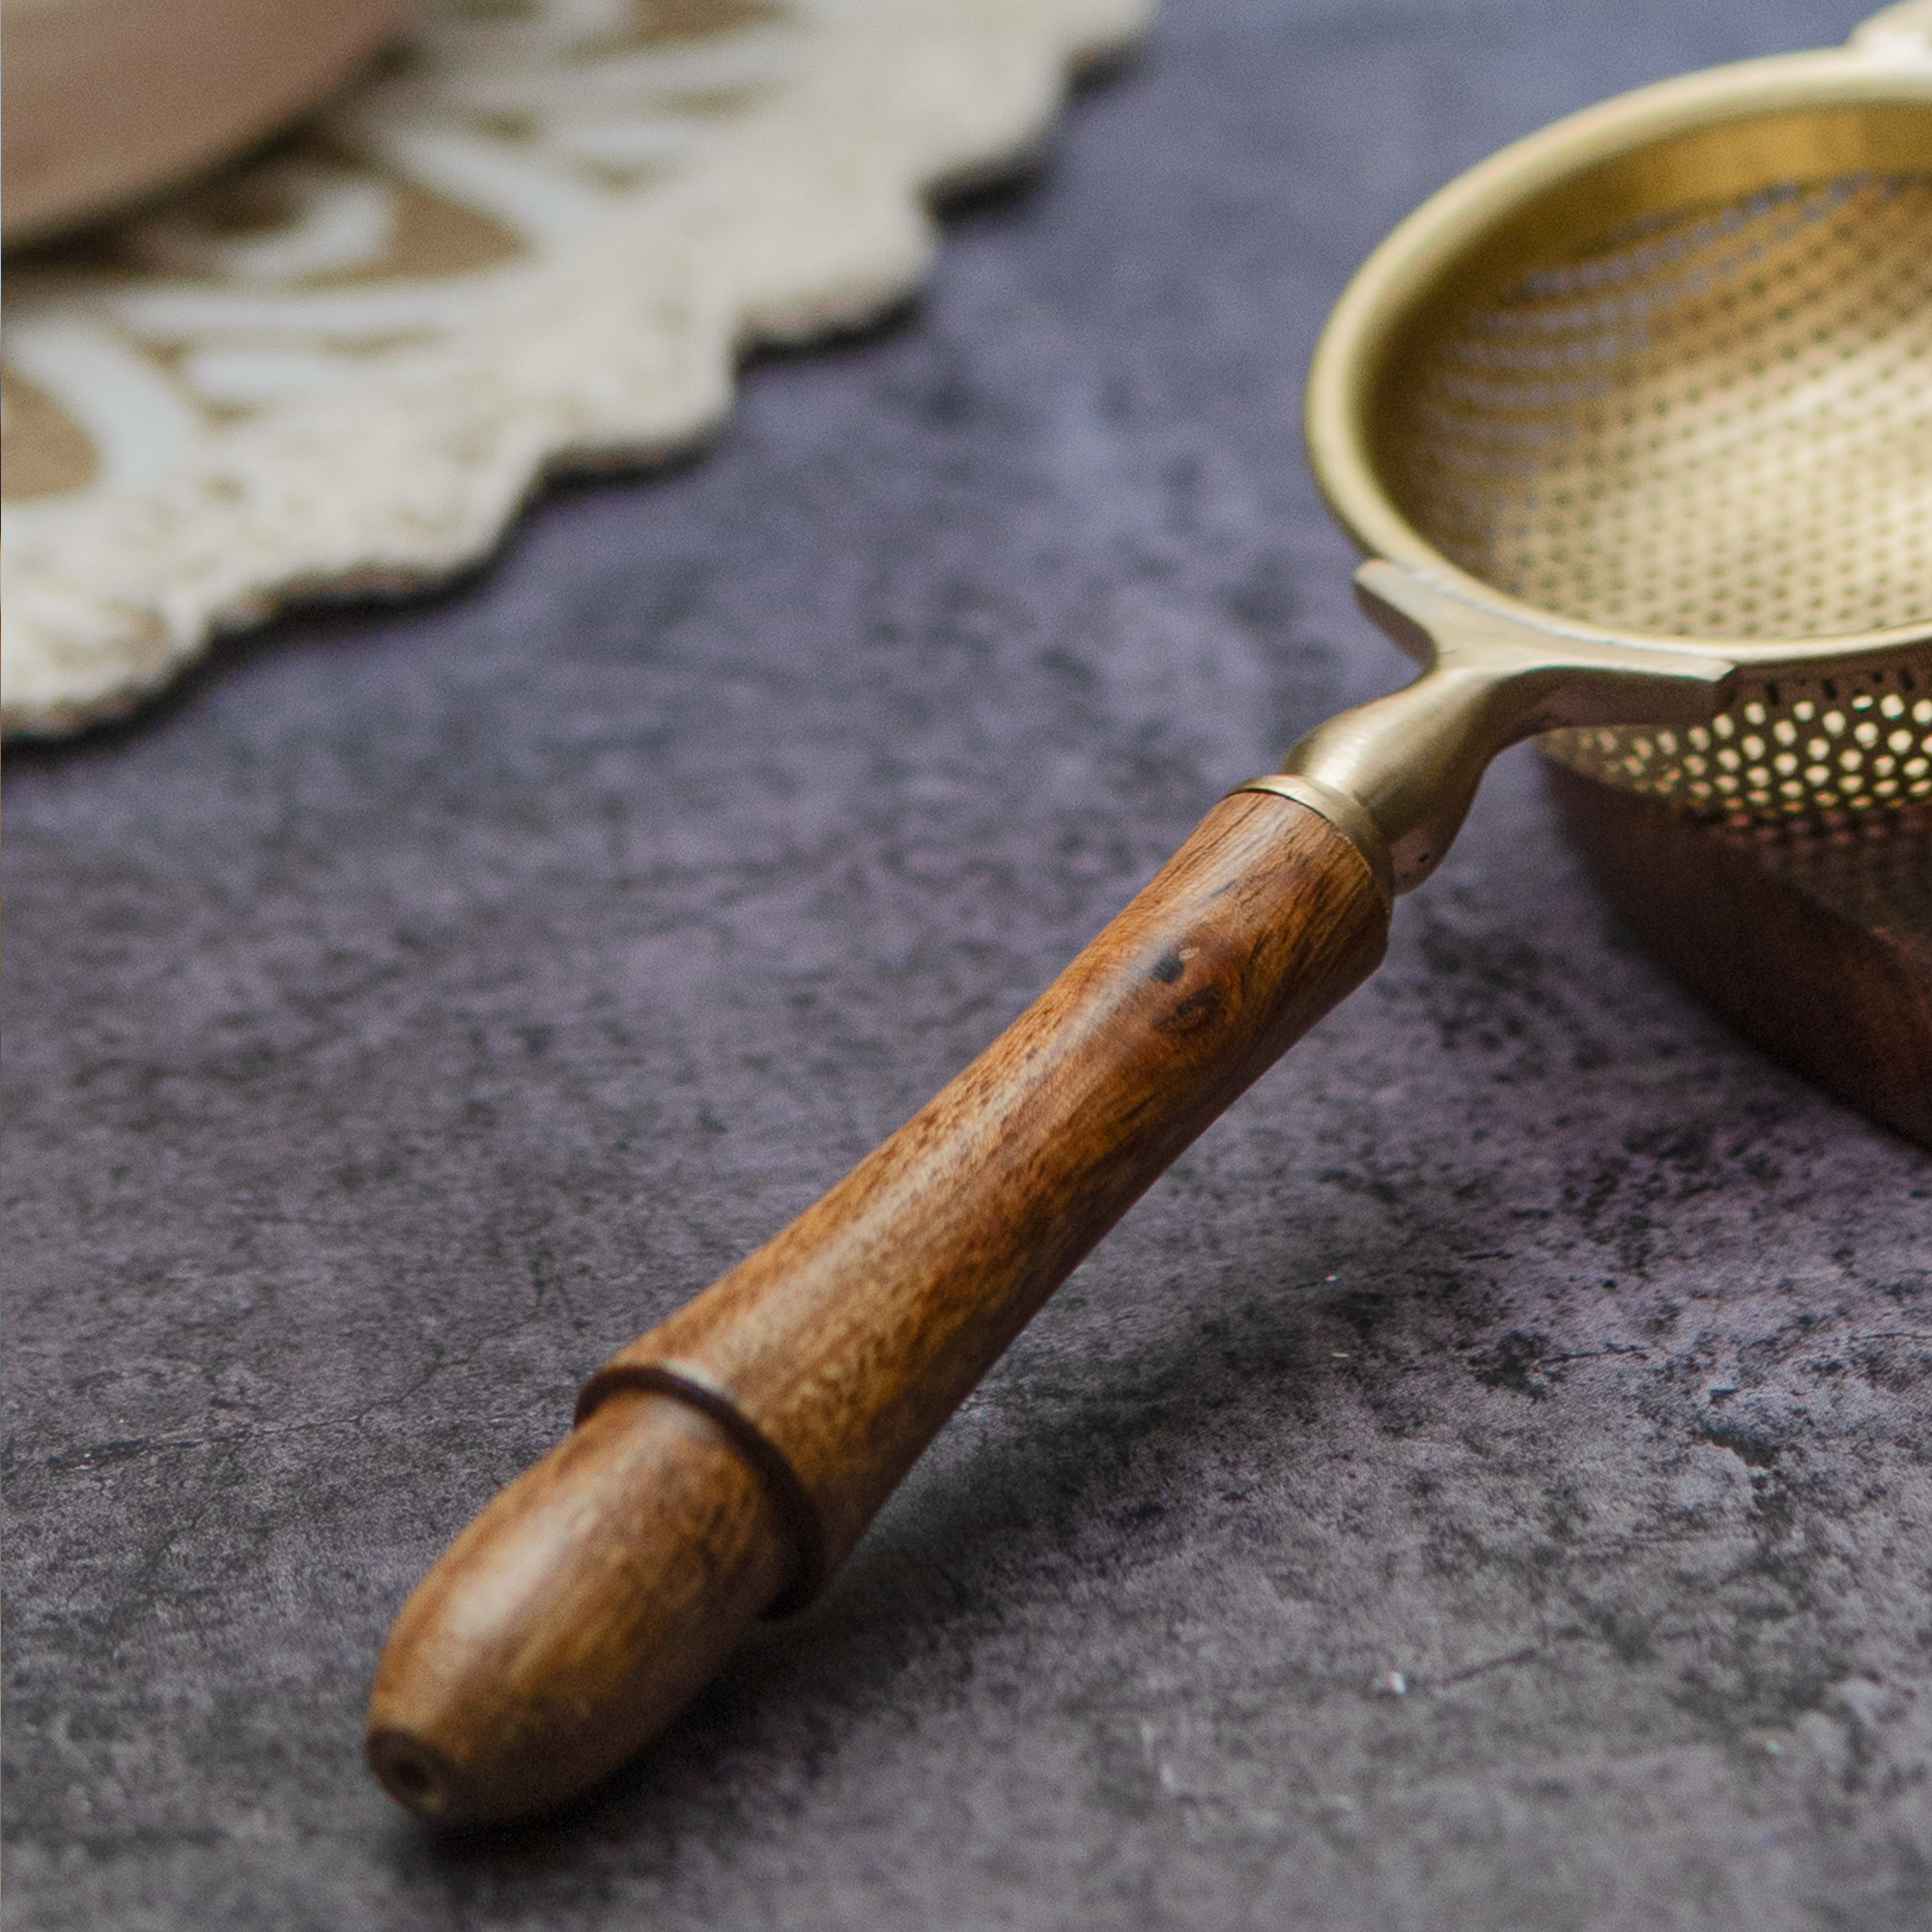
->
[367,792,1387,1822]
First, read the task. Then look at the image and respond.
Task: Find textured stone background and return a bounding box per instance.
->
[5,2,1929,1926]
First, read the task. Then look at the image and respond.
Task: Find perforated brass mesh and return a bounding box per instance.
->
[1550,665,1932,815]
[1381,169,1932,817]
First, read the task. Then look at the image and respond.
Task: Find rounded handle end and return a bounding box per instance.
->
[366,1389,790,1825]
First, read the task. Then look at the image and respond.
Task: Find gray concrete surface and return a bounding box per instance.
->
[5,2,1928,1926]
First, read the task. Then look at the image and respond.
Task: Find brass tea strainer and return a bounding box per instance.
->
[1269,0,1932,892]
[1301,0,1932,843]
[368,10,1932,1825]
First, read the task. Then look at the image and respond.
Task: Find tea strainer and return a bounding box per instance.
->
[367,7,1932,1824]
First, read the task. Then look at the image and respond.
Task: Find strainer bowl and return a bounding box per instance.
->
[1306,22,1932,824]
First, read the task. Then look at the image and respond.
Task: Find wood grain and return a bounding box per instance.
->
[367,1389,790,1825]
[368,790,1387,1822]
[1548,761,1932,1151]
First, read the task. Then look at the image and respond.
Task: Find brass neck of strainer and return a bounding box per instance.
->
[1270,564,1732,895]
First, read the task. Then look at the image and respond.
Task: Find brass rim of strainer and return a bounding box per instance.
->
[1304,39,1932,681]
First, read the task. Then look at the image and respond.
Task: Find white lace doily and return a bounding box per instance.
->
[0,0,1151,734]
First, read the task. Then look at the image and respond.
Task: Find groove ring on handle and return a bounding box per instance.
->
[576,1358,828,1615]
